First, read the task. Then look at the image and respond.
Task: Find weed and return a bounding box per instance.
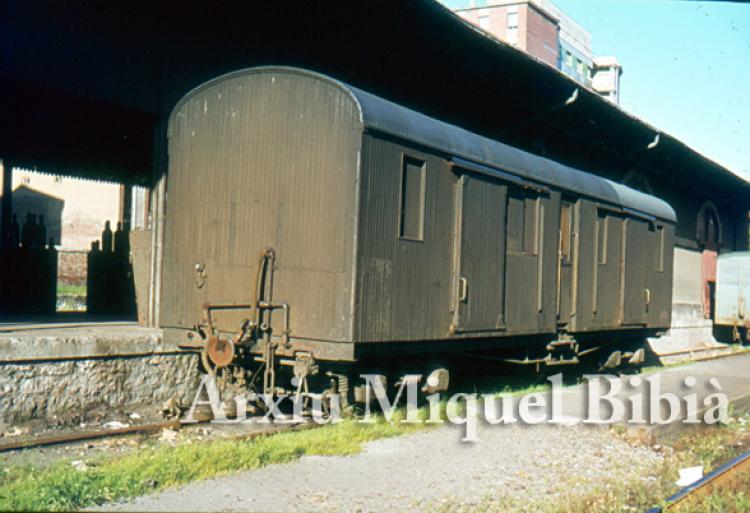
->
[0,412,429,511]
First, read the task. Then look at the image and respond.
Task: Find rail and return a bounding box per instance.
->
[0,417,319,454]
[647,449,750,512]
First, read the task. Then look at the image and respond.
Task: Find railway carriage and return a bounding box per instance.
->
[715,252,750,342]
[162,67,676,401]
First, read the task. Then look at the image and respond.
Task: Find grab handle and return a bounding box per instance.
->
[459,277,468,303]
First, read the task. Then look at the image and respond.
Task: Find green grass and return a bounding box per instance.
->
[56,282,87,312]
[56,282,86,297]
[0,412,430,511]
[497,382,552,396]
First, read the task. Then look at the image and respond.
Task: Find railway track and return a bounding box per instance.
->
[0,417,318,454]
[648,449,750,512]
[0,419,187,453]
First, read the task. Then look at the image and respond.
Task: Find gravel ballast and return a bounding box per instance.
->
[100,421,664,512]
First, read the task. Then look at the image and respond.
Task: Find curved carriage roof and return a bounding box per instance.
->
[348,84,675,223]
[176,67,677,223]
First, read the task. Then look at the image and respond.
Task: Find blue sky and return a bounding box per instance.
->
[440,0,750,178]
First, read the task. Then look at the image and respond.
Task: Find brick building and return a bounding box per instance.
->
[454,0,623,104]
[458,1,560,68]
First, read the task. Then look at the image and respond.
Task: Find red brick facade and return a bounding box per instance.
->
[523,4,559,67]
[457,2,559,69]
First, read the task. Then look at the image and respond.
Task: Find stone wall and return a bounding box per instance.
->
[0,326,201,426]
[0,353,200,425]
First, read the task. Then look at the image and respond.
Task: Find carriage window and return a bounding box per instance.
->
[596,211,607,265]
[655,225,665,272]
[399,156,426,241]
[508,188,539,255]
[507,192,524,253]
[523,195,539,255]
[560,203,571,261]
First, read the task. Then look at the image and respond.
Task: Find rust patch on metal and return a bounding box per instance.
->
[207,336,235,368]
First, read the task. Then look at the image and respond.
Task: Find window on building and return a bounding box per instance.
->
[564,51,573,68]
[697,201,721,250]
[507,27,518,45]
[706,212,718,245]
[399,156,426,241]
[507,12,518,28]
[478,15,490,29]
[506,12,518,44]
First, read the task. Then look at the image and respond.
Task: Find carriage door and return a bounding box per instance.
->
[557,202,574,326]
[621,218,650,325]
[451,173,507,333]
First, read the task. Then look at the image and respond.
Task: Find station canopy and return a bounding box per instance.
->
[0,0,746,198]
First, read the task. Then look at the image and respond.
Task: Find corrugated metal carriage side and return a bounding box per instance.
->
[160,66,677,403]
[715,252,750,342]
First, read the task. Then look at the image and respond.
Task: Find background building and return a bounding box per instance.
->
[455,0,622,103]
[0,167,121,311]
[457,2,560,68]
[5,170,119,251]
[592,56,623,104]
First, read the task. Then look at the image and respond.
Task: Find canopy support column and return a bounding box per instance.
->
[0,160,13,247]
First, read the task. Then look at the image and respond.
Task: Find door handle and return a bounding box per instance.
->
[645,288,651,305]
[459,277,468,303]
